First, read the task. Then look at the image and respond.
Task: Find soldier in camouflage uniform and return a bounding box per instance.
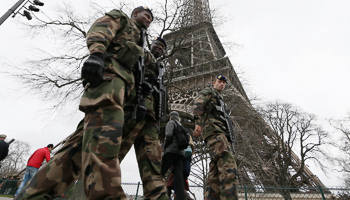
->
[193,74,238,200]
[14,6,154,200]
[118,37,168,200]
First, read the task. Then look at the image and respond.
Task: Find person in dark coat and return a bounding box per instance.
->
[161,111,185,200]
[166,135,195,200]
[0,134,9,162]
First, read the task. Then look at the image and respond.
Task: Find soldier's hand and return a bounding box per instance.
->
[81,53,105,87]
[141,82,154,96]
[193,125,202,137]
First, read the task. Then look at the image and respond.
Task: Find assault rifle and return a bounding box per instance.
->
[213,95,236,153]
[153,62,167,121]
[132,28,152,123]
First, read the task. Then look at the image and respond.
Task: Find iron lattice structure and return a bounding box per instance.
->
[163,0,326,188]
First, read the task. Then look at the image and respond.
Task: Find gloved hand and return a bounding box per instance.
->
[141,82,154,96]
[81,53,105,87]
[135,98,147,123]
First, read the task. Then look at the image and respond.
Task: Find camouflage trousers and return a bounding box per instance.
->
[80,75,128,199]
[119,116,167,200]
[15,75,130,200]
[205,133,238,200]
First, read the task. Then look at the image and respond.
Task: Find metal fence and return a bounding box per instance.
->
[117,184,350,200]
[0,179,18,196]
[1,179,349,200]
[237,185,350,200]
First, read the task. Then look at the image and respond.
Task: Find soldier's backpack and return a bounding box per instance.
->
[174,121,190,149]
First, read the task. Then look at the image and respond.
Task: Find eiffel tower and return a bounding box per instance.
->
[163,0,326,188]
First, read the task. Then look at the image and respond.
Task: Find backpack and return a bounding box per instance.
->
[174,121,190,149]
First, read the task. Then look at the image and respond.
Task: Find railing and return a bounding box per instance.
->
[0,179,18,196]
[170,103,194,114]
[1,179,348,200]
[168,57,231,82]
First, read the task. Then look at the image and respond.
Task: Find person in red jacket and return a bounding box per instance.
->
[14,144,53,197]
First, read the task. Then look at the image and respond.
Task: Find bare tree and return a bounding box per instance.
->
[2,0,230,112]
[189,136,209,186]
[329,112,350,187]
[6,3,102,110]
[188,136,209,199]
[256,102,328,188]
[0,140,30,178]
[3,2,235,197]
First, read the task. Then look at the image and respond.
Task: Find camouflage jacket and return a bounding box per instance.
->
[193,87,226,139]
[144,51,158,84]
[123,51,160,120]
[86,9,144,102]
[86,10,143,62]
[143,51,159,120]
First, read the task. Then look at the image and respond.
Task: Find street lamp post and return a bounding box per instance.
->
[0,0,44,26]
[0,0,26,26]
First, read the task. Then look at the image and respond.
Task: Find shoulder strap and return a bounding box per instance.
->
[173,120,180,128]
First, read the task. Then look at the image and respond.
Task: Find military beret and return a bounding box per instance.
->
[0,134,7,138]
[169,111,179,116]
[153,37,167,49]
[216,74,227,82]
[133,6,153,21]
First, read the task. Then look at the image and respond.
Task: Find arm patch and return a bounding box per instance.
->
[200,87,214,96]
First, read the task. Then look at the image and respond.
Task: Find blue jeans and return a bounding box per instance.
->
[14,166,39,196]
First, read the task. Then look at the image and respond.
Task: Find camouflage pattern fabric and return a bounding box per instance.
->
[80,72,128,199]
[86,10,143,72]
[14,120,85,200]
[193,87,227,140]
[15,9,145,200]
[193,87,238,200]
[119,50,159,159]
[144,52,158,80]
[117,53,167,200]
[205,133,238,200]
[119,116,167,200]
[77,9,145,199]
[143,51,159,120]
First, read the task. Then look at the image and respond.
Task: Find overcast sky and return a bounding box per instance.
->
[1,0,349,187]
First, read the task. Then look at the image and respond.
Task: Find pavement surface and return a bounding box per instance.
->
[0,198,12,199]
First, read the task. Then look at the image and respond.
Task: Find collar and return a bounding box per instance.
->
[212,87,223,98]
[131,18,144,29]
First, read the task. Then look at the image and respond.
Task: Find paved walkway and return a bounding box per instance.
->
[0,197,12,199]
